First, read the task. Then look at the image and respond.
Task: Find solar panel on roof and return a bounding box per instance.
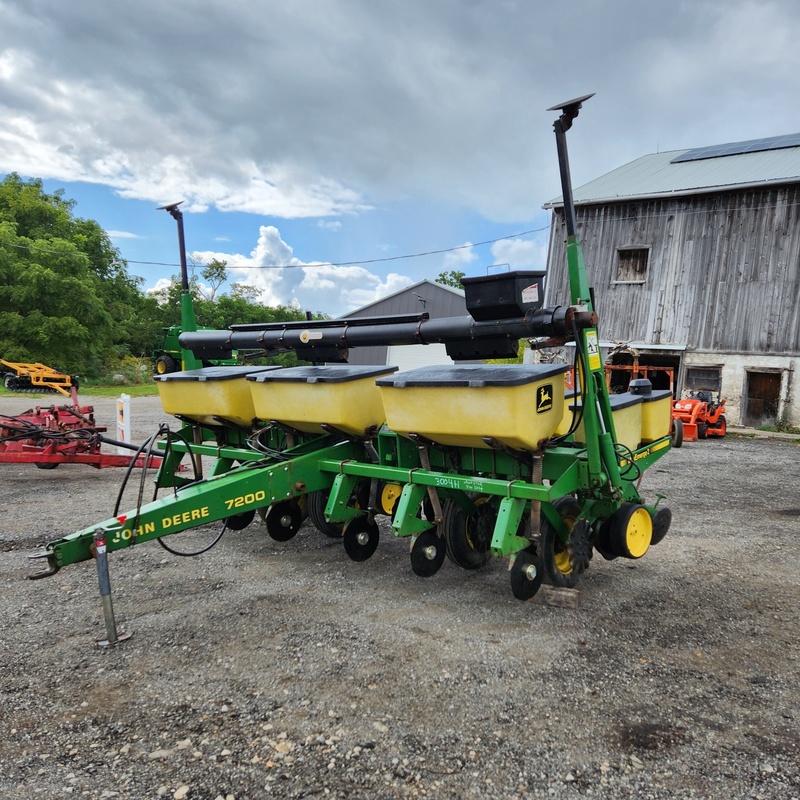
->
[671,132,800,163]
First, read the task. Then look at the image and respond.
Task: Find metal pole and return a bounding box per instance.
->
[158,201,201,368]
[93,529,132,647]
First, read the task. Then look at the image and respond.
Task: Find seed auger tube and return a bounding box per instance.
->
[28,95,674,611]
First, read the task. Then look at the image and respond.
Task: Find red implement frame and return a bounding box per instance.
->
[0,401,162,470]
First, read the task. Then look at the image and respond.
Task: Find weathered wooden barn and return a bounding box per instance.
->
[544,132,800,428]
[341,279,467,367]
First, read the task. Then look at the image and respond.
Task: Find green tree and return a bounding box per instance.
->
[199,258,228,301]
[0,174,147,376]
[435,270,466,288]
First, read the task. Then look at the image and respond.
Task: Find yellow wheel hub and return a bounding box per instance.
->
[625,506,653,558]
[554,548,573,575]
[380,483,402,515]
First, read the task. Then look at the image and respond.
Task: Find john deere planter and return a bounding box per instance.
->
[28,95,673,615]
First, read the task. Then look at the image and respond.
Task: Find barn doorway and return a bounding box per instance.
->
[604,348,680,394]
[743,370,782,427]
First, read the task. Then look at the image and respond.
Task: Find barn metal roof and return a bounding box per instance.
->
[544,138,800,208]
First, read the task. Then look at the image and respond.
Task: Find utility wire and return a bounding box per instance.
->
[0,225,550,270]
[7,190,791,270]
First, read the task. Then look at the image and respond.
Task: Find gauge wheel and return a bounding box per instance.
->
[410,529,446,577]
[307,489,344,538]
[3,373,18,390]
[510,545,543,601]
[441,497,493,570]
[265,499,303,541]
[607,502,653,559]
[540,496,583,588]
[342,516,380,562]
[155,355,179,375]
[34,462,59,470]
[671,418,683,448]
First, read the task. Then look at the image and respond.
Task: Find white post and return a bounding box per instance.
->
[116,393,131,455]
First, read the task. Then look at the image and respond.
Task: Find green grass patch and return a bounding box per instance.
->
[757,422,800,435]
[0,384,160,399]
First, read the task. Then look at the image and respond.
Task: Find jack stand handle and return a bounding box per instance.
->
[93,529,132,648]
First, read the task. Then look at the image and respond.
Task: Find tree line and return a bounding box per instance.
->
[0,174,312,380]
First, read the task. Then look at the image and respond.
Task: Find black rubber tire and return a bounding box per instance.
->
[650,506,672,546]
[671,418,684,449]
[441,497,493,570]
[607,503,652,558]
[3,373,17,390]
[34,462,59,470]
[540,496,583,588]
[155,355,179,375]
[698,423,708,440]
[712,415,727,438]
[307,489,344,538]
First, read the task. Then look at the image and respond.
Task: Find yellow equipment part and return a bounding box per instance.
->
[571,392,644,452]
[0,360,75,397]
[155,366,281,427]
[248,365,398,436]
[638,389,674,443]
[376,364,568,451]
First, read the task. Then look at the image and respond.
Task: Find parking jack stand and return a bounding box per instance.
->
[93,529,133,647]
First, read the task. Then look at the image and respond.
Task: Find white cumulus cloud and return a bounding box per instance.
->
[189,225,414,315]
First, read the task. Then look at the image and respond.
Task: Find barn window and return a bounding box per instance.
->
[685,366,721,393]
[614,247,649,283]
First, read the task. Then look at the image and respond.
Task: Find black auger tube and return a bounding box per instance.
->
[179,305,593,362]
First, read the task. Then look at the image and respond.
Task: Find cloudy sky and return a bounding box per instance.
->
[2,0,800,316]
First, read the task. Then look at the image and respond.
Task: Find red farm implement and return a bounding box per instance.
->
[0,400,163,470]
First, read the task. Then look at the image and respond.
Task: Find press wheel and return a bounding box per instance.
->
[410,530,446,577]
[510,545,543,601]
[441,497,493,570]
[265,499,303,541]
[540,496,583,588]
[342,516,380,562]
[307,489,344,538]
[650,506,672,546]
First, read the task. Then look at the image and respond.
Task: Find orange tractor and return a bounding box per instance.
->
[672,390,727,444]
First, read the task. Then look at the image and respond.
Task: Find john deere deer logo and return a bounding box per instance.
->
[536,384,553,414]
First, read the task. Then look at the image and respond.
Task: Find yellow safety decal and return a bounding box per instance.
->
[586,331,602,371]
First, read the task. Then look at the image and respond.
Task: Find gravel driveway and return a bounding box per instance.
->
[1,394,798,800]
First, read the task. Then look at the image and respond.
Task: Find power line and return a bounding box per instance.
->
[0,225,551,270]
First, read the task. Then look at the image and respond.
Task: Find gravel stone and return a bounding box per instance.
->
[1,395,799,799]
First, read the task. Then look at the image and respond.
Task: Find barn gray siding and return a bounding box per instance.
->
[546,185,800,355]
